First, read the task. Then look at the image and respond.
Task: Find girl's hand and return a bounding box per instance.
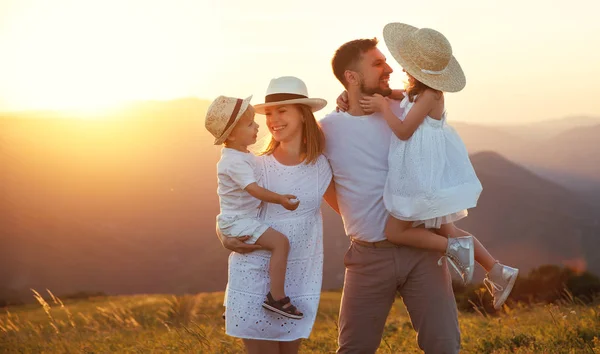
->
[280,194,300,211]
[360,94,390,113]
[336,91,349,112]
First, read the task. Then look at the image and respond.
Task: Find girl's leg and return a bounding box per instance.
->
[436,223,497,272]
[255,228,290,301]
[243,339,280,354]
[279,339,302,354]
[385,216,448,252]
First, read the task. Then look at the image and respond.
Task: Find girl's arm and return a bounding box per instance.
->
[361,90,436,141]
[245,182,299,211]
[336,89,404,112]
[388,89,405,101]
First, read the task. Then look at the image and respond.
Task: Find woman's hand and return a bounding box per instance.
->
[359,94,390,113]
[336,90,349,112]
[216,223,262,254]
[280,194,300,211]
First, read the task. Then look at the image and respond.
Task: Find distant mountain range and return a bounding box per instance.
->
[1,99,598,302]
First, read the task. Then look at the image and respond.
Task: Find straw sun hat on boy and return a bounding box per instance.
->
[205,95,253,145]
[253,76,327,115]
[383,23,466,92]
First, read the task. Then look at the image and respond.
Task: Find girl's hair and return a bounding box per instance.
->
[260,104,325,164]
[405,74,443,102]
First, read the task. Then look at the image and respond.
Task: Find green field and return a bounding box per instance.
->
[1,290,599,353]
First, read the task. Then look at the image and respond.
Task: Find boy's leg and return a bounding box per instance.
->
[398,247,461,354]
[385,217,448,252]
[254,228,290,300]
[337,243,398,353]
[437,223,497,272]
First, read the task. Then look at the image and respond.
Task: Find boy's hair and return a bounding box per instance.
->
[331,38,379,88]
[405,75,443,102]
[223,104,255,146]
[260,104,324,164]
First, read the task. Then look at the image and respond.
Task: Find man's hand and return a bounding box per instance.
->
[359,94,390,113]
[280,194,300,211]
[216,223,262,254]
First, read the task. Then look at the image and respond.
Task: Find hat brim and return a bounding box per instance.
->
[383,23,466,93]
[254,98,327,115]
[213,95,253,145]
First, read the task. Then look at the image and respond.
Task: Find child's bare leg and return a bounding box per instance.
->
[385,216,448,252]
[254,228,290,301]
[436,223,497,272]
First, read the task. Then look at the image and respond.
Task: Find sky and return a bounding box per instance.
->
[1,0,600,124]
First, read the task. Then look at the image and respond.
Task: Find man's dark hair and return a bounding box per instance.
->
[331,38,379,87]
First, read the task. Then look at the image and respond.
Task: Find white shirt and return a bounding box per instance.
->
[319,101,403,242]
[216,147,261,216]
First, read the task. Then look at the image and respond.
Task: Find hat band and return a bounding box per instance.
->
[220,98,243,138]
[265,93,307,103]
[421,67,447,75]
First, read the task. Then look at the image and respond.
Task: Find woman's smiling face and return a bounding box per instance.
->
[264,104,304,143]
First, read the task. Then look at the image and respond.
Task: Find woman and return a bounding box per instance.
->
[217,76,334,354]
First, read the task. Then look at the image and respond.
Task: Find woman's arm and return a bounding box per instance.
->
[215,222,262,253]
[323,180,340,214]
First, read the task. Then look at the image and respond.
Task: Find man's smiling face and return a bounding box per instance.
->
[355,48,393,96]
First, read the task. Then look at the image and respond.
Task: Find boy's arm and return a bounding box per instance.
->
[245,182,284,204]
[245,182,299,210]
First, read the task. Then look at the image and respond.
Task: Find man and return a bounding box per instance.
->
[319,38,460,353]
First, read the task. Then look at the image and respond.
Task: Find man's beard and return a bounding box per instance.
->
[360,80,392,97]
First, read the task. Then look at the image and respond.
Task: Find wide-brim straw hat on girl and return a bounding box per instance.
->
[205,95,253,145]
[383,23,466,92]
[253,76,327,115]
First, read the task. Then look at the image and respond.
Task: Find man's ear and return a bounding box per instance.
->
[344,70,360,87]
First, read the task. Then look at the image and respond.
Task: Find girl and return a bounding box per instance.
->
[339,23,518,310]
[215,76,333,354]
[205,95,303,319]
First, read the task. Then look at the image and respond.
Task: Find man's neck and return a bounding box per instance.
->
[346,90,369,116]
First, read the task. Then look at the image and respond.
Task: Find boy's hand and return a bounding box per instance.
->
[359,94,390,113]
[336,91,349,112]
[280,194,300,211]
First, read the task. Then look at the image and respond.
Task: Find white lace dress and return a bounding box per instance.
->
[224,154,332,341]
[383,96,483,228]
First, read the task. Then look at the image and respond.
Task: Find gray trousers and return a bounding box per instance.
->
[337,242,460,354]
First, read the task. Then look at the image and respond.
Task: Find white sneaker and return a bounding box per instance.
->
[439,236,475,284]
[484,263,519,310]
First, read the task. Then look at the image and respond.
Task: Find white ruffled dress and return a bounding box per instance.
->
[383,96,483,228]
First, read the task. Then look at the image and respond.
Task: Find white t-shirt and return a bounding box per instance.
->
[319,100,403,242]
[216,147,261,216]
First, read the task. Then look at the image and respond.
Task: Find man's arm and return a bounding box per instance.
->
[216,222,262,254]
[323,180,340,214]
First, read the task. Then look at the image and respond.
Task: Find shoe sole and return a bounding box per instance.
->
[494,269,519,310]
[262,303,303,320]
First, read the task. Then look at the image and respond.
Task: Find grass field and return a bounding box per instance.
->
[1,290,599,353]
